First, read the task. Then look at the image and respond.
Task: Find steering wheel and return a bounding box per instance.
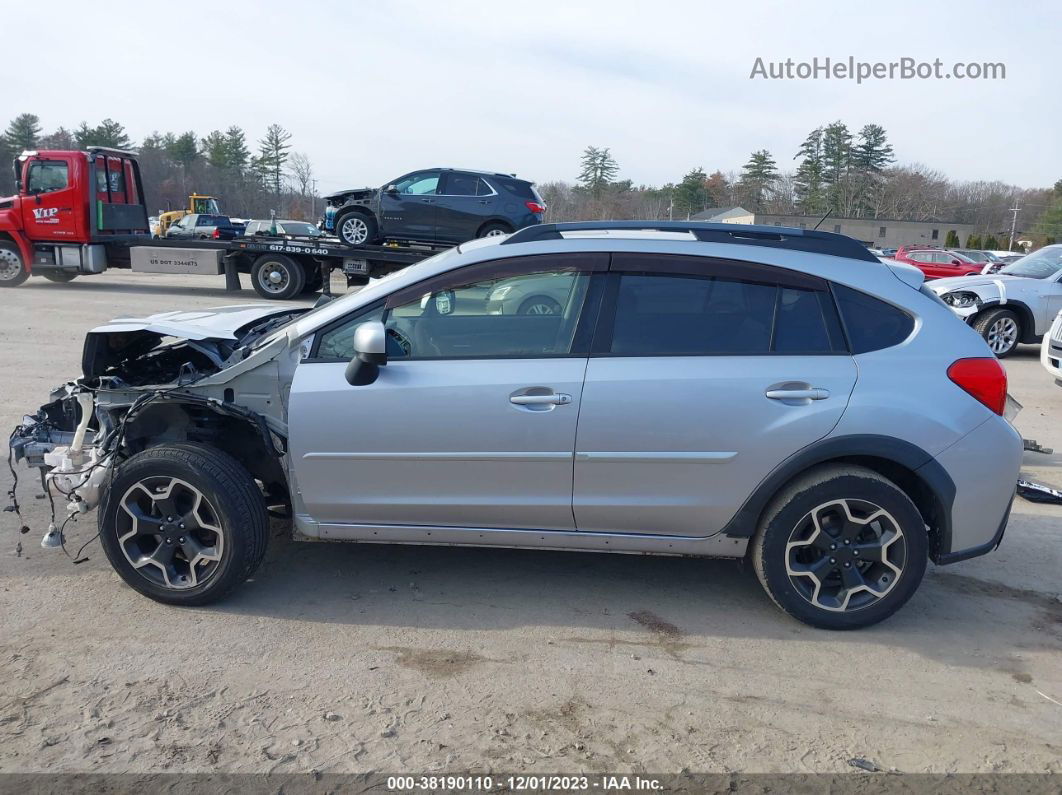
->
[386,327,412,357]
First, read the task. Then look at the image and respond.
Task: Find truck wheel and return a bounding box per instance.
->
[251,254,306,300]
[98,444,269,606]
[336,212,378,246]
[41,271,79,283]
[974,308,1021,357]
[751,465,927,630]
[0,242,29,287]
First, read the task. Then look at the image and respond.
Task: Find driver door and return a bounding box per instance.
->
[289,253,606,532]
[379,170,441,242]
[20,156,82,242]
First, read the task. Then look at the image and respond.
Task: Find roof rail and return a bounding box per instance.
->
[501,221,880,262]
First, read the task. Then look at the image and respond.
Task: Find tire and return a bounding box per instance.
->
[974,308,1021,358]
[751,465,928,630]
[250,254,306,300]
[478,222,512,239]
[336,211,378,246]
[517,295,562,315]
[41,271,78,283]
[0,242,29,287]
[97,444,269,606]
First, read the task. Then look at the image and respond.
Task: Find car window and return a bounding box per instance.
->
[196,216,217,226]
[444,173,485,196]
[394,172,440,195]
[833,284,914,354]
[26,161,69,193]
[244,222,261,235]
[1000,246,1062,279]
[606,273,843,355]
[383,269,590,359]
[909,252,931,263]
[315,306,387,360]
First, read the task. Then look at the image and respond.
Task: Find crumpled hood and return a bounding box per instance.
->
[325,187,374,201]
[89,304,299,341]
[929,274,1026,293]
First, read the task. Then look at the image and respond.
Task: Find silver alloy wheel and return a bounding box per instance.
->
[0,248,22,281]
[257,262,290,295]
[785,499,906,612]
[117,477,225,590]
[340,216,369,245]
[524,301,558,315]
[484,227,508,237]
[987,316,1018,354]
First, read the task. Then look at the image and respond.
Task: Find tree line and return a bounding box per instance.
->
[1,112,1058,246]
[0,113,316,220]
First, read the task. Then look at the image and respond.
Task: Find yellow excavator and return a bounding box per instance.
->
[154,194,223,237]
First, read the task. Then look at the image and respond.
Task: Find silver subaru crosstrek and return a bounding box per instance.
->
[10,222,1022,629]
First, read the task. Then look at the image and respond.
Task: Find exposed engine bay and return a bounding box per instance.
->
[8,305,308,543]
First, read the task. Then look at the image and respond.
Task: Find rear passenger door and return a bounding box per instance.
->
[573,254,856,536]
[435,172,497,243]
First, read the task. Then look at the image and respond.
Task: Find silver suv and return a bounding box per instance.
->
[10,222,1022,629]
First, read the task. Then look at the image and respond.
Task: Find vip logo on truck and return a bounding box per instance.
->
[32,207,60,224]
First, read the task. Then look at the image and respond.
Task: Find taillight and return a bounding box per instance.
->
[212,227,221,239]
[947,357,1007,415]
[525,200,546,214]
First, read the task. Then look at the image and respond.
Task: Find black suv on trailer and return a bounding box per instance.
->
[323,168,546,246]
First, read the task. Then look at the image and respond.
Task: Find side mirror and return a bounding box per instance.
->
[385,184,399,194]
[345,321,388,386]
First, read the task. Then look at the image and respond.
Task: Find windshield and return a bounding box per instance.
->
[192,197,221,214]
[955,250,988,262]
[999,246,1062,279]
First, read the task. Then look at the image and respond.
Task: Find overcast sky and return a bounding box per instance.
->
[5,0,1057,190]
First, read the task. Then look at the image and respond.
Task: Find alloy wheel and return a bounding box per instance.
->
[785,499,906,612]
[340,217,369,245]
[116,477,225,590]
[484,228,507,237]
[987,317,1018,354]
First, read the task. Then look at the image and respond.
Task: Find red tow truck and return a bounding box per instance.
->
[0,148,438,299]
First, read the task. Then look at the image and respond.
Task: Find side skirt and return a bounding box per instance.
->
[298,519,749,558]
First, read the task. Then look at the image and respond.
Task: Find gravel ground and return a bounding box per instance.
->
[0,270,1059,775]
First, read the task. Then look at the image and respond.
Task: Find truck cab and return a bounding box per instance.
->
[0,148,149,286]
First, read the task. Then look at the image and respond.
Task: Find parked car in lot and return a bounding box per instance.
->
[949,249,1003,268]
[1041,309,1062,384]
[165,213,241,240]
[929,244,1062,356]
[243,219,324,238]
[893,247,983,279]
[323,168,545,247]
[10,221,1021,630]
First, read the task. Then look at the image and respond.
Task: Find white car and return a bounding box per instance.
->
[929,244,1062,357]
[1042,309,1062,384]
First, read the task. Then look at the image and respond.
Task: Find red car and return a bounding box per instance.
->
[892,247,983,280]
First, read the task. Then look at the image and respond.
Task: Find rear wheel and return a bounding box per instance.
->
[98,444,269,606]
[752,465,927,630]
[41,271,78,283]
[251,254,306,300]
[517,295,562,315]
[336,212,378,246]
[0,242,29,287]
[478,222,512,238]
[974,308,1021,357]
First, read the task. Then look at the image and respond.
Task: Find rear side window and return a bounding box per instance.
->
[607,273,845,356]
[833,284,914,353]
[493,177,536,199]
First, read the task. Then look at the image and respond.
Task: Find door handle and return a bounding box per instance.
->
[420,198,435,204]
[765,388,830,401]
[510,393,572,406]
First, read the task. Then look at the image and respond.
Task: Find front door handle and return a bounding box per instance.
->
[765,387,830,401]
[510,393,572,406]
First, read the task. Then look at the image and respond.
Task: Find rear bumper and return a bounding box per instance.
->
[927,416,1023,564]
[1041,315,1062,382]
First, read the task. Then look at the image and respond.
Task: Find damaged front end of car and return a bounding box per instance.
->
[8,305,309,546]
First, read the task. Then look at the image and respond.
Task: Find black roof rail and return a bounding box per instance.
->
[501,221,880,263]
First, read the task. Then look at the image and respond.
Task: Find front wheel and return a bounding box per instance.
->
[751,465,927,630]
[250,254,306,300]
[478,222,512,238]
[974,308,1021,358]
[98,444,269,606]
[336,212,378,246]
[0,242,29,287]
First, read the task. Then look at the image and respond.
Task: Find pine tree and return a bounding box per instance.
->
[223,126,250,173]
[4,113,42,150]
[673,168,709,218]
[39,127,75,149]
[576,146,619,197]
[852,124,895,216]
[201,130,229,169]
[821,121,853,213]
[794,128,826,215]
[966,234,983,248]
[982,234,1000,250]
[738,149,778,210]
[167,132,200,168]
[256,124,293,194]
[74,119,132,148]
[945,230,960,247]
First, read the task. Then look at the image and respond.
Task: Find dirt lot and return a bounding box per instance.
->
[0,270,1060,775]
